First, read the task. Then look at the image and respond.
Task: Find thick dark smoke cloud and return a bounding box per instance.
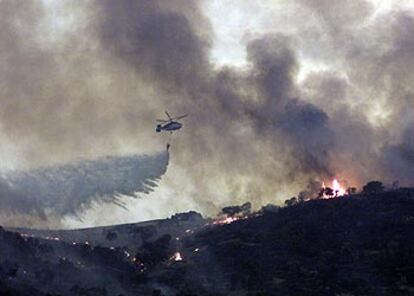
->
[0,0,414,226]
[98,0,211,93]
[93,0,414,193]
[243,35,334,176]
[0,151,169,227]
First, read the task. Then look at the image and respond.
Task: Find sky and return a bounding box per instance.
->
[205,0,402,66]
[1,0,414,228]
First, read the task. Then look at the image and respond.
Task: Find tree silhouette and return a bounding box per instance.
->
[362,181,384,195]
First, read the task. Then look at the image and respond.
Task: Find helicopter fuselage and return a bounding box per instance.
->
[156,121,182,132]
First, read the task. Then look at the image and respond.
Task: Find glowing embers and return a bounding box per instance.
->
[170,252,183,262]
[212,215,241,225]
[320,179,347,198]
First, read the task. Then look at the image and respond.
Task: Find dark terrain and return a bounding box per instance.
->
[1,189,413,296]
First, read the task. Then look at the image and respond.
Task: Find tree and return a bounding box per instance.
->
[347,187,357,195]
[362,181,384,195]
[284,197,298,207]
[221,202,251,216]
[318,187,334,198]
[324,187,334,198]
[259,203,280,214]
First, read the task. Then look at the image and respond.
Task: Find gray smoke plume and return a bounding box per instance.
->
[0,0,414,226]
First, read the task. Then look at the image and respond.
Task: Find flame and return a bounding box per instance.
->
[213,215,241,225]
[322,178,346,198]
[171,252,183,261]
[332,179,346,196]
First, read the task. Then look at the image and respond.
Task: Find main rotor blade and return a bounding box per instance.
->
[173,115,187,120]
[173,114,188,120]
[165,111,172,120]
[156,120,168,123]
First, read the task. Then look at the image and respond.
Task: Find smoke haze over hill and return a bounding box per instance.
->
[1,0,414,226]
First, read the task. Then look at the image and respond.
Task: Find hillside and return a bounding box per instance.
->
[1,190,413,295]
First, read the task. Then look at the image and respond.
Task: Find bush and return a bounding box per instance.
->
[284,197,298,207]
[362,181,384,195]
[221,202,251,216]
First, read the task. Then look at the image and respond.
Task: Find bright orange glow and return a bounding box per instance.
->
[213,216,240,225]
[322,178,347,198]
[332,179,346,196]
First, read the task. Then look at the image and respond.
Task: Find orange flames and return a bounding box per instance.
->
[332,179,346,196]
[212,215,241,225]
[321,178,346,198]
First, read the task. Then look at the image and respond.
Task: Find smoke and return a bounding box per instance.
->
[0,151,169,227]
[0,0,414,226]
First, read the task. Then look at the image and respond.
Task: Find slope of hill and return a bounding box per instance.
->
[1,191,413,296]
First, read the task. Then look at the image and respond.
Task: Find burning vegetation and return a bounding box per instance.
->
[212,202,252,225]
[283,178,384,207]
[170,252,183,262]
[320,179,347,198]
[0,181,413,295]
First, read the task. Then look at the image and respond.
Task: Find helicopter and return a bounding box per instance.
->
[156,111,188,133]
